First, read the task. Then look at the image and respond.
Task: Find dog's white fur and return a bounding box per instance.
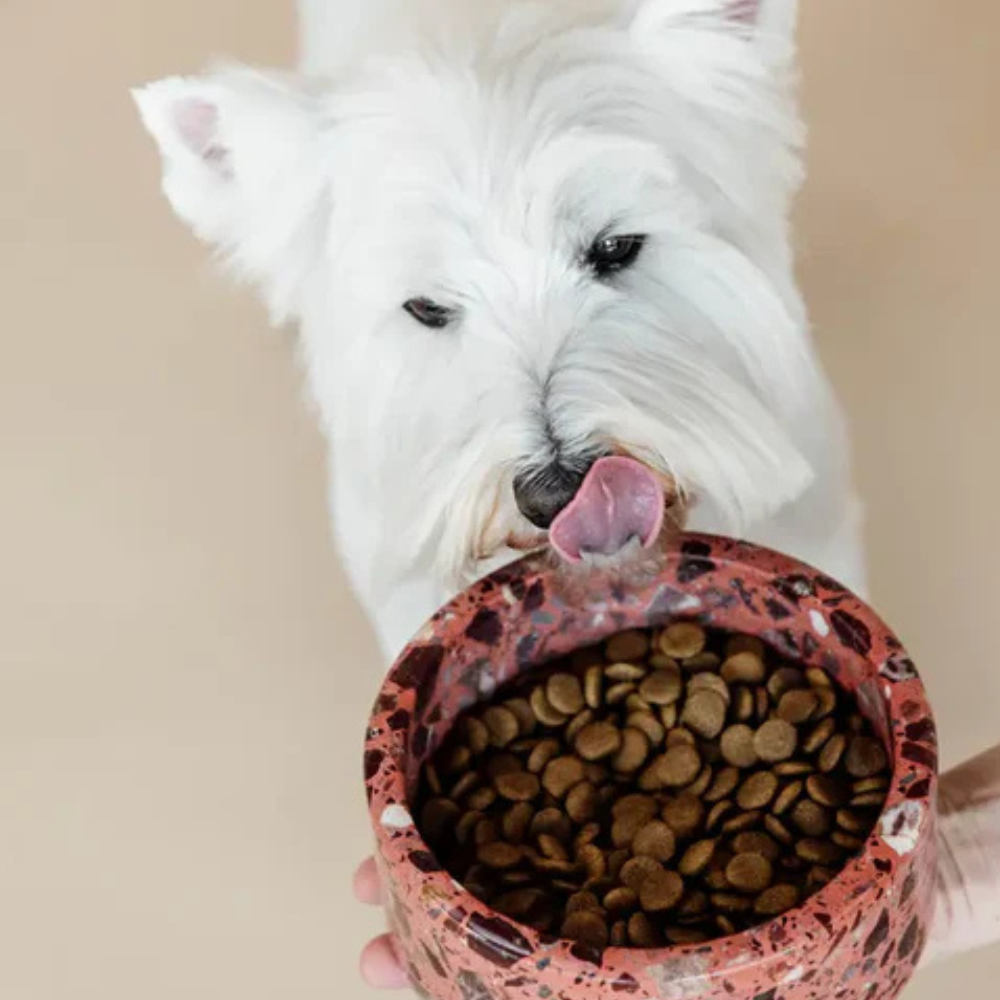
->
[134,0,864,661]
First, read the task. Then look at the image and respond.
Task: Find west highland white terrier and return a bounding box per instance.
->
[134,0,864,661]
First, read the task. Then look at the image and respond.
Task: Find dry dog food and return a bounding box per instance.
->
[416,624,890,949]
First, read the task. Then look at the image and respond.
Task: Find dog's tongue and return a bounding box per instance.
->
[550,456,665,563]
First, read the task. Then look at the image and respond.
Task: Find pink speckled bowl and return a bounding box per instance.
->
[365,535,938,1000]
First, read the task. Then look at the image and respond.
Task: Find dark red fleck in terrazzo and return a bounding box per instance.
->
[366,534,938,1000]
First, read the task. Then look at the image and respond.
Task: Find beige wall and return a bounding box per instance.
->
[1,1,996,997]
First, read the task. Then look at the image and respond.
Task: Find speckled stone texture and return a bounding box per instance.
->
[365,535,938,1000]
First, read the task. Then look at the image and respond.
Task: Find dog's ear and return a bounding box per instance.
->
[133,67,328,322]
[629,0,798,58]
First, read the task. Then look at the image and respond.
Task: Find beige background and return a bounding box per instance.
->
[1,0,997,997]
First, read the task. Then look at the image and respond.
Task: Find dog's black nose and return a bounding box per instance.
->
[513,462,590,530]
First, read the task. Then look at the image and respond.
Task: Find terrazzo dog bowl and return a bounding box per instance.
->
[365,535,938,1000]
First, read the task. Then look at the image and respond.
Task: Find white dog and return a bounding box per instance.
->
[135,0,864,661]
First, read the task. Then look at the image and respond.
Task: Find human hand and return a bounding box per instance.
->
[355,744,1000,988]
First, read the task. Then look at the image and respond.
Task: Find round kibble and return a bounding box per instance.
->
[606,661,647,682]
[659,745,703,787]
[527,738,561,774]
[796,838,844,866]
[737,771,779,811]
[705,766,740,803]
[721,651,767,685]
[547,673,585,716]
[542,756,586,798]
[612,727,650,773]
[465,717,491,755]
[578,843,607,881]
[774,760,815,778]
[505,698,537,736]
[584,665,603,710]
[732,831,781,862]
[754,719,798,762]
[807,774,851,808]
[659,623,706,659]
[678,839,717,877]
[683,652,721,674]
[639,869,685,912]
[633,822,677,862]
[639,666,683,706]
[777,689,820,725]
[495,771,540,802]
[802,717,837,755]
[767,667,805,701]
[684,764,714,798]
[836,809,870,835]
[791,799,832,837]
[606,629,649,663]
[604,886,639,915]
[754,883,800,917]
[502,802,534,843]
[772,780,804,817]
[662,793,705,839]
[530,686,568,727]
[733,686,755,722]
[720,725,760,769]
[682,690,728,739]
[563,781,597,823]
[565,709,595,744]
[845,736,888,779]
[689,672,731,704]
[422,798,461,842]
[482,706,520,747]
[576,721,623,761]
[621,855,662,891]
[478,842,522,870]
[726,853,774,893]
[628,912,660,948]
[627,711,665,747]
[562,910,609,950]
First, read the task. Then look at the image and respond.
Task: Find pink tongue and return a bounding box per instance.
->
[550,456,665,563]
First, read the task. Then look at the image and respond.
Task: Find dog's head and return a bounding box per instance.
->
[136,0,818,590]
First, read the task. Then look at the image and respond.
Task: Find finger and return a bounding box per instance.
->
[353,857,385,906]
[360,934,410,990]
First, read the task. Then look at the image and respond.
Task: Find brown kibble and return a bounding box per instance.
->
[628,911,660,948]
[689,672,732,704]
[530,686,568,727]
[482,706,521,748]
[610,920,628,947]
[721,651,767,685]
[754,719,798,762]
[764,814,795,846]
[584,665,603,710]
[538,833,569,861]
[777,689,820,725]
[639,869,685,912]
[577,843,608,881]
[606,661,647,682]
[806,667,833,688]
[575,821,601,851]
[531,808,572,843]
[706,799,735,833]
[502,802,534,844]
[658,745,703,787]
[802,717,837,755]
[715,915,738,937]
[704,766,740,803]
[495,771,541,802]
[659,622,706,659]
[547,673,585,716]
[478,842,523,870]
[565,781,599,823]
[767,667,805,702]
[683,764,714,798]
[474,819,499,845]
[527,738,561,774]
[678,839,717,877]
[659,702,680,730]
[832,830,866,851]
[836,809,870,835]
[576,721,623,761]
[845,736,889,779]
[627,711,666,748]
[722,810,763,835]
[733,686,756,722]
[450,770,482,802]
[561,910,609,950]
[662,793,706,838]
[852,791,889,809]
[682,690,728,739]
[633,821,677,862]
[755,686,771,723]
[505,698,537,737]
[720,725,760,769]
[772,780,804,816]
[814,687,839,720]
[666,926,709,945]
[677,889,709,918]
[853,776,890,795]
[565,890,602,915]
[732,831,781,862]
[796,838,844,866]
[666,727,697,749]
[612,727,651,773]
[542,756,586,798]
[606,629,650,663]
[604,887,638,915]
[467,786,498,811]
[565,709,595,744]
[611,811,649,849]
[791,799,832,837]
[421,798,461,842]
[620,855,662,891]
[606,682,637,705]
[806,774,851,808]
[465,717,491,756]
[639,666,683,706]
[726,634,766,659]
[754,883,800,917]
[456,810,485,846]
[737,772,780,811]
[441,744,472,775]
[683,652,722,674]
[613,793,659,821]
[494,888,544,919]
[773,760,815,777]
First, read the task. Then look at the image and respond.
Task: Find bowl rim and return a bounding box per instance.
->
[366,533,938,980]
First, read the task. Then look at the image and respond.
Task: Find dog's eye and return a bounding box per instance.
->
[403,297,456,329]
[587,234,646,277]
